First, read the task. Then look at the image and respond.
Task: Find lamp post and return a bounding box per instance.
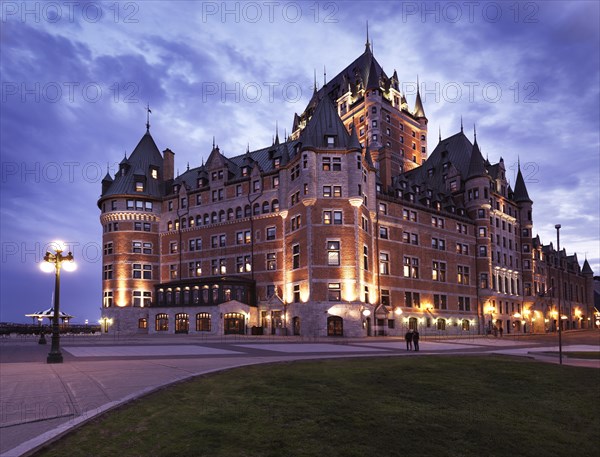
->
[99,317,113,333]
[40,242,76,364]
[555,224,563,365]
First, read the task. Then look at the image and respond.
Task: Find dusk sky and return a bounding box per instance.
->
[1,1,598,324]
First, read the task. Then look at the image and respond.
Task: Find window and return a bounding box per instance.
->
[266,253,276,270]
[103,242,113,255]
[363,246,369,271]
[134,221,142,231]
[196,313,211,332]
[155,313,168,332]
[328,283,341,301]
[293,284,301,303]
[402,209,417,221]
[431,238,445,250]
[189,261,202,277]
[291,215,301,231]
[135,181,144,192]
[323,186,331,197]
[236,256,252,273]
[138,318,147,329]
[458,297,471,311]
[381,289,390,307]
[292,244,300,269]
[133,291,152,307]
[103,264,113,280]
[457,266,470,285]
[379,252,390,275]
[362,216,369,232]
[478,227,487,237]
[169,264,178,280]
[403,257,419,278]
[327,241,340,266]
[379,226,389,239]
[432,216,445,228]
[333,186,342,197]
[479,246,487,257]
[133,264,152,279]
[434,294,447,310]
[322,157,331,171]
[272,176,279,188]
[432,261,446,282]
[170,241,178,254]
[405,291,420,308]
[103,291,113,307]
[437,318,446,331]
[379,203,387,214]
[266,227,276,240]
[189,238,202,252]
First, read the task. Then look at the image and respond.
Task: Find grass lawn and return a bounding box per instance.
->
[34,356,599,457]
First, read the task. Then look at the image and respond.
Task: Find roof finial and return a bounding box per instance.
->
[275,120,279,144]
[313,68,317,92]
[186,162,190,171]
[212,136,215,149]
[518,155,521,170]
[323,65,327,86]
[365,20,370,52]
[439,126,442,142]
[145,103,152,132]
[460,116,464,133]
[473,123,477,143]
[246,143,250,154]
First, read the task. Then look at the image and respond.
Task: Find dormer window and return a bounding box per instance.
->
[151,168,158,179]
[242,166,249,177]
[326,136,336,148]
[274,158,280,168]
[136,181,144,192]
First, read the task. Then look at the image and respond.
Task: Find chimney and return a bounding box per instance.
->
[163,148,174,181]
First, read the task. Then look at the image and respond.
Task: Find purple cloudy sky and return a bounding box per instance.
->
[1,1,598,324]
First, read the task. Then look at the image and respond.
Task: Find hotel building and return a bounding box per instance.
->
[98,42,595,336]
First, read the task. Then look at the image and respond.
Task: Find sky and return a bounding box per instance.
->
[1,1,599,324]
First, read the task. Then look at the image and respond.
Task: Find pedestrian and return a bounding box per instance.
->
[412,329,420,351]
[499,326,503,337]
[404,329,413,350]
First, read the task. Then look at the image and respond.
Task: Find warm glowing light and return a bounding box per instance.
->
[574,309,582,317]
[424,303,433,311]
[40,262,54,273]
[394,308,403,316]
[50,240,66,252]
[513,313,522,319]
[362,309,371,317]
[62,260,77,272]
[560,315,568,320]
[523,308,531,316]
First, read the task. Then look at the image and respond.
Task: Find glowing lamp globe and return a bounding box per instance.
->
[40,262,54,273]
[63,261,77,272]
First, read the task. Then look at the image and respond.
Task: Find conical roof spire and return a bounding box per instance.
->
[513,161,532,203]
[413,76,426,118]
[365,20,371,53]
[145,103,152,133]
[582,259,593,275]
[467,138,487,179]
[275,121,280,145]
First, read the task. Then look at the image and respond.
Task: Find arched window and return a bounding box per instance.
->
[138,318,147,329]
[253,203,260,215]
[462,319,470,331]
[196,313,211,332]
[175,313,189,333]
[236,207,242,219]
[262,201,270,213]
[181,218,187,229]
[196,215,202,226]
[188,217,194,227]
[224,313,245,335]
[211,212,217,223]
[437,318,446,331]
[327,316,343,336]
[227,208,234,220]
[203,213,209,225]
[271,199,279,212]
[167,221,173,231]
[155,313,169,331]
[408,317,418,331]
[219,210,225,222]
[244,205,251,217]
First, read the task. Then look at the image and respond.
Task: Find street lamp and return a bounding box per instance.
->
[555,224,563,365]
[40,241,76,364]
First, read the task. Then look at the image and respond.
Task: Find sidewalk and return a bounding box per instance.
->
[1,334,598,457]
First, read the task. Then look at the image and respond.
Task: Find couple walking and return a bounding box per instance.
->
[404,329,420,351]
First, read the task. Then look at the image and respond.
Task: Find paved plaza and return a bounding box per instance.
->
[0,331,598,457]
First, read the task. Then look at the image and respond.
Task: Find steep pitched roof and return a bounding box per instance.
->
[413,89,426,118]
[582,259,594,275]
[101,131,164,199]
[466,140,487,179]
[513,166,532,202]
[299,93,354,149]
